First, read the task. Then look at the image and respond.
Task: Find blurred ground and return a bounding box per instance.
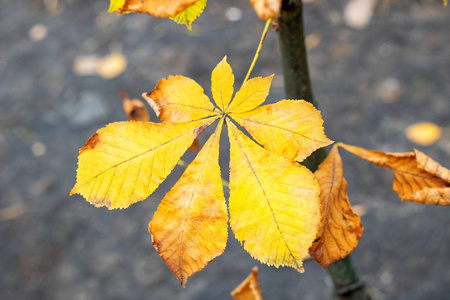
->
[0,0,449,299]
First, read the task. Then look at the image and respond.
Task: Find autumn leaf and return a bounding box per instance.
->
[228,121,320,272]
[340,143,450,205]
[211,56,235,111]
[231,267,263,300]
[147,57,328,278]
[73,56,330,285]
[232,100,332,162]
[71,119,213,209]
[170,0,207,30]
[309,145,363,268]
[143,75,218,123]
[108,0,126,13]
[248,0,281,20]
[109,0,207,29]
[225,74,273,114]
[121,93,150,122]
[108,0,281,28]
[188,138,201,151]
[149,120,227,287]
[109,0,198,18]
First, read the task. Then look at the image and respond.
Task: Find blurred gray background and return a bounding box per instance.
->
[0,0,449,299]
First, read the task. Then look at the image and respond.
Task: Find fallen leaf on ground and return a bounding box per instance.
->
[309,145,363,268]
[72,55,99,77]
[121,93,150,122]
[29,24,48,42]
[329,43,354,60]
[351,204,367,217]
[231,267,263,300]
[343,0,377,30]
[377,77,402,103]
[340,143,450,205]
[305,32,322,50]
[0,204,28,221]
[188,138,200,151]
[96,53,127,79]
[405,122,442,146]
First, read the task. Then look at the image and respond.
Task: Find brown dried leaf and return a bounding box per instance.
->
[305,32,322,50]
[248,0,281,20]
[0,204,28,221]
[310,145,363,268]
[188,138,200,151]
[231,267,263,300]
[340,143,450,205]
[116,0,198,18]
[121,93,150,122]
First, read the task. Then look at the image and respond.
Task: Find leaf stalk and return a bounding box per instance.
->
[242,18,272,85]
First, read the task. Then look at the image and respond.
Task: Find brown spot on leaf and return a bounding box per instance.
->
[80,133,100,153]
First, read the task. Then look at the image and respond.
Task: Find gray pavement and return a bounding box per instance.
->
[1,0,449,299]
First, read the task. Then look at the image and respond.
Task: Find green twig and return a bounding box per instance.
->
[278,1,370,299]
[278,0,325,172]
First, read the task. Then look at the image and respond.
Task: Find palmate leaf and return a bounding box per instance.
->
[122,95,150,122]
[73,56,332,285]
